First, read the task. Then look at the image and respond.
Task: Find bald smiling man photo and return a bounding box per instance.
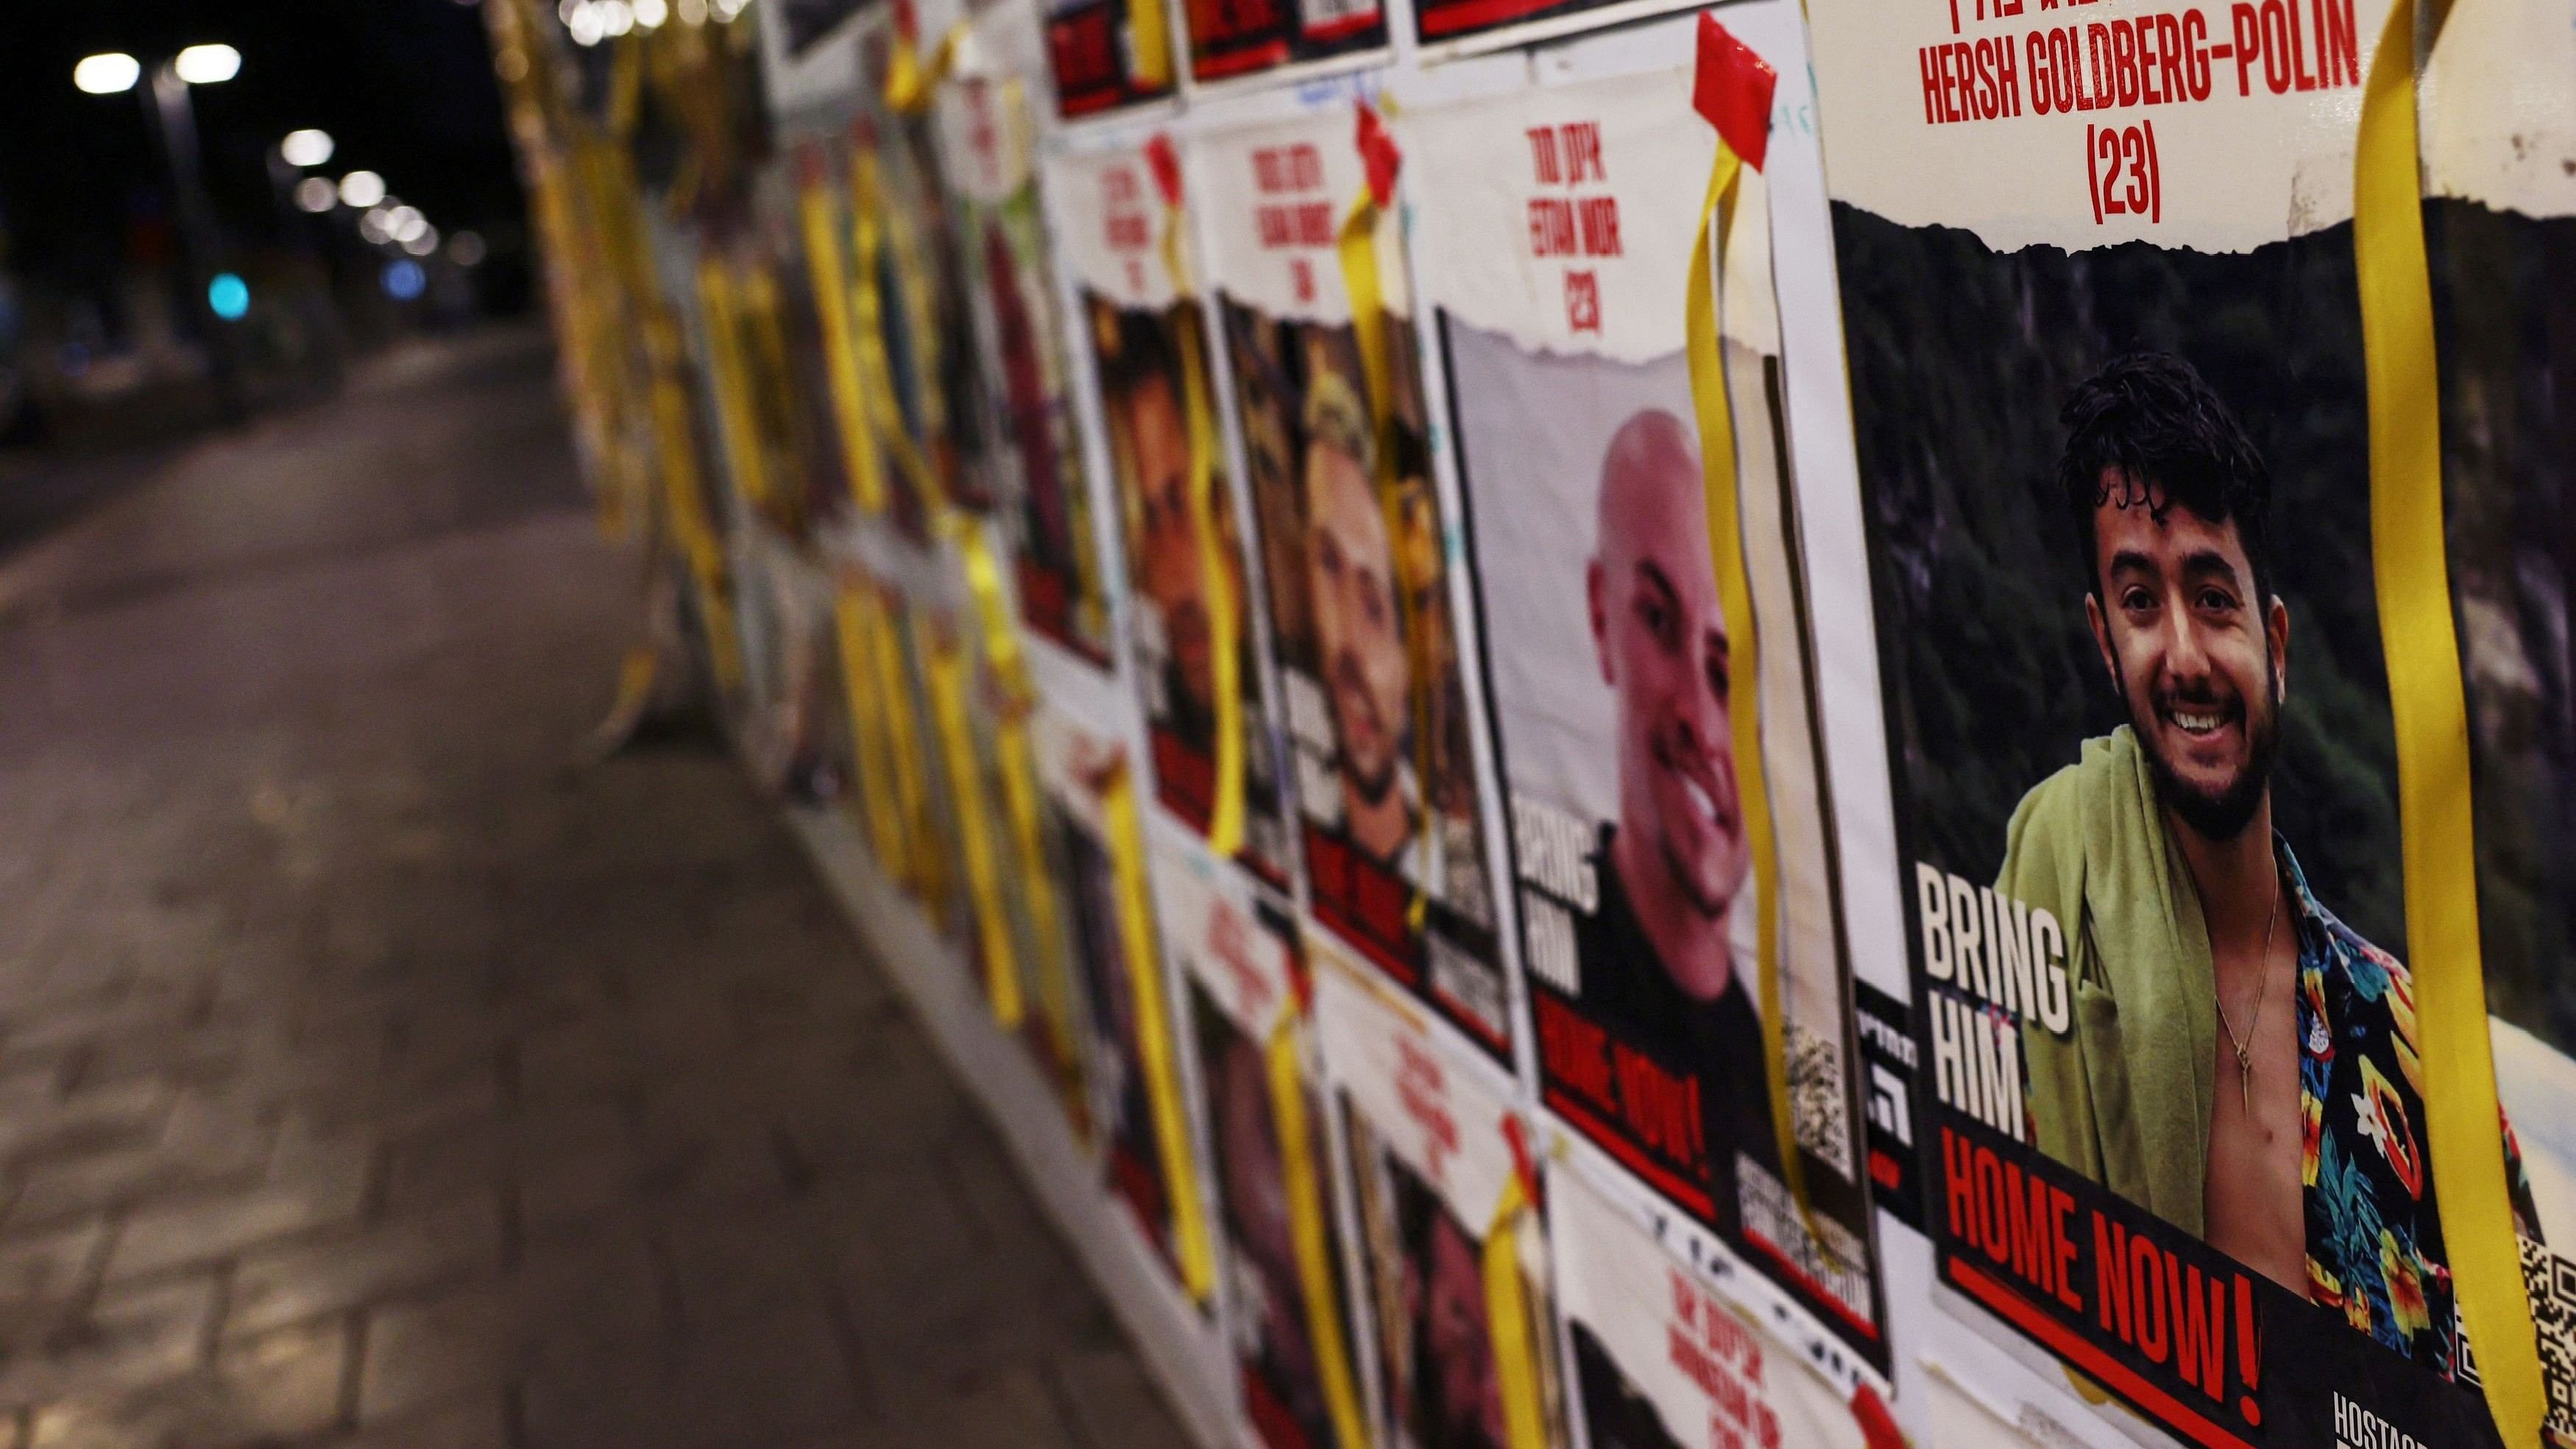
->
[1571,408,1780,1215]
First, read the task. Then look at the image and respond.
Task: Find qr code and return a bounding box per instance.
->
[2518,1234,2576,1444]
[1788,1021,1853,1177]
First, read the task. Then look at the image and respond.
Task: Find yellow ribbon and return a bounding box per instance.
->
[926,624,1026,1030]
[1482,1174,1549,1449]
[833,582,913,879]
[1103,762,1217,1300]
[884,22,966,114]
[1264,1018,1370,1449]
[798,175,887,514]
[2354,0,2541,1440]
[641,311,743,693]
[1128,0,1173,90]
[864,598,937,909]
[694,258,773,514]
[1174,307,1248,858]
[1684,144,1814,1239]
[1336,183,1436,929]
[849,147,949,516]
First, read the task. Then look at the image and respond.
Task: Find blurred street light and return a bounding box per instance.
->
[280,129,335,167]
[74,53,142,94]
[339,171,386,208]
[634,0,670,27]
[208,274,251,320]
[387,206,428,244]
[449,231,488,266]
[294,177,339,213]
[402,226,441,258]
[173,44,242,85]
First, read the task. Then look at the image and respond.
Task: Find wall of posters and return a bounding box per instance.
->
[1046,138,1300,890]
[1401,19,1884,1369]
[1812,0,2553,1434]
[1181,0,1384,89]
[1045,0,1175,117]
[1189,102,1515,1063]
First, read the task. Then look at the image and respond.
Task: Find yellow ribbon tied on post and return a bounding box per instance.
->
[2353,0,2543,1441]
[1683,15,1817,1241]
[1103,760,1217,1300]
[952,514,1067,1038]
[1264,1014,1371,1449]
[832,580,913,882]
[925,620,1025,1030]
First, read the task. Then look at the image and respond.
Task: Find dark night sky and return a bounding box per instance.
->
[0,0,523,295]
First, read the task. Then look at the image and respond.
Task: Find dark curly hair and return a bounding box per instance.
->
[2056,350,2274,606]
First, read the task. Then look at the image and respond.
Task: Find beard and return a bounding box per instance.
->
[2131,654,2282,843]
[1331,650,1401,807]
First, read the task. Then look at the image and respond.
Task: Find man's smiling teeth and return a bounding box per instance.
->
[1682,775,1720,825]
[2169,709,2223,734]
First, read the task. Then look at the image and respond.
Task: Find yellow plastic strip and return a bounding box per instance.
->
[1482,1175,1549,1449]
[1104,763,1217,1300]
[868,595,935,901]
[1265,1018,1370,1449]
[955,524,1072,1048]
[832,583,912,879]
[2354,1,2541,1439]
[848,148,948,515]
[694,259,771,514]
[1128,0,1172,90]
[1337,189,1435,927]
[927,628,1026,1030]
[1684,145,1810,1227]
[798,178,886,514]
[1175,306,1248,857]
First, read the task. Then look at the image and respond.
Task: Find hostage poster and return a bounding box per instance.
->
[1810,0,2555,1432]
[1312,944,1565,1449]
[1188,106,1514,1063]
[932,61,1118,665]
[1045,139,1298,890]
[1153,842,1367,1449]
[1400,15,1883,1367]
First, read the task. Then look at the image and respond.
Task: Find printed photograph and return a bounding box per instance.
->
[1222,301,1503,1048]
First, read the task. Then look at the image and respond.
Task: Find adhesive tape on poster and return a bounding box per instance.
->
[2353,0,2544,1439]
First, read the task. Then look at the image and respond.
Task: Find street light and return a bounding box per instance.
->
[293,177,338,213]
[173,44,242,84]
[280,129,334,168]
[339,170,386,209]
[73,53,141,94]
[74,45,245,417]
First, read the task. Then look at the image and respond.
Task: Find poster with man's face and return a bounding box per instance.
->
[1036,709,1178,1265]
[1047,142,1298,889]
[1189,111,1513,1064]
[1312,946,1563,1449]
[1814,0,2563,1436]
[1153,842,1359,1449]
[1400,17,1883,1368]
[933,66,1117,666]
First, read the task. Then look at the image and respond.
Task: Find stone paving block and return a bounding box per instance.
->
[344,1392,510,1449]
[0,1273,218,1406]
[107,1177,365,1283]
[223,1200,500,1338]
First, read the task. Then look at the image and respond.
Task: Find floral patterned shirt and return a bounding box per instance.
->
[2285,839,2536,1376]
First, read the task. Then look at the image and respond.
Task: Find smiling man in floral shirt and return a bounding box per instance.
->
[2005,352,2536,1377]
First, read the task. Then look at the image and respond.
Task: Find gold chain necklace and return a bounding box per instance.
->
[2215,874,2282,1114]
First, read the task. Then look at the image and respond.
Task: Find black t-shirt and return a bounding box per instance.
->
[1571,825,1781,1233]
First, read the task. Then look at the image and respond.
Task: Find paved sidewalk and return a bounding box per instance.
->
[0,327,1191,1449]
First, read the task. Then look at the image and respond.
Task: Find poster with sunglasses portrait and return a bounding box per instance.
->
[1312,942,1565,1449]
[1398,11,1884,1369]
[1811,0,2558,1434]
[1188,104,1514,1066]
[1045,138,1299,891]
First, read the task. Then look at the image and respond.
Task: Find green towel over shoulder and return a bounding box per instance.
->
[1997,725,2219,1237]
